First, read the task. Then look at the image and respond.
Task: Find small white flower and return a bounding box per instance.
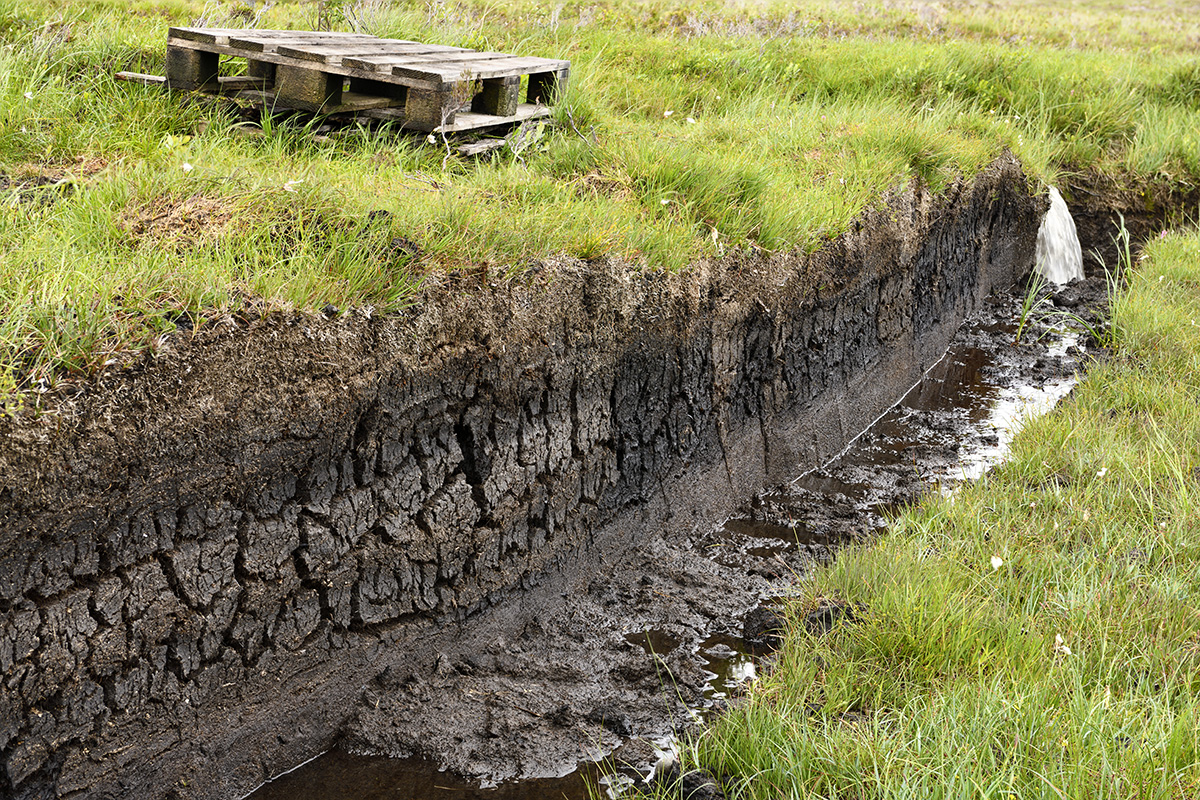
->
[716,95,721,101]
[660,198,671,205]
[990,555,1003,571]
[686,117,696,124]
[427,134,437,144]
[24,90,33,99]
[1159,521,1167,529]
[1096,467,1108,478]
[839,177,846,185]
[181,162,193,173]
[283,179,304,193]
[1054,633,1071,656]
[663,110,674,117]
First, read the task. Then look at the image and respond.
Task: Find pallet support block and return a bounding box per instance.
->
[527,68,568,105]
[472,76,520,117]
[246,59,276,85]
[275,64,343,110]
[405,87,459,130]
[166,46,219,90]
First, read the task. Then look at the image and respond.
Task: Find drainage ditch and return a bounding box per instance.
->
[245,272,1110,800]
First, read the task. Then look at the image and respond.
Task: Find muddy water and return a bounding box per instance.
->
[247,750,609,800]
[245,278,1105,800]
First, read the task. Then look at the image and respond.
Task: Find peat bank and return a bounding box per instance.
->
[0,155,1186,799]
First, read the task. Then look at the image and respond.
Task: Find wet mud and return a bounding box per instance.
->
[245,274,1110,800]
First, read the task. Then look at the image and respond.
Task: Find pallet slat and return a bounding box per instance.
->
[392,56,567,85]
[274,42,462,65]
[362,102,552,133]
[343,50,522,72]
[229,34,384,54]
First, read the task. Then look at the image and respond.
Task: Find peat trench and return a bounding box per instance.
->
[246,275,1110,800]
[6,159,1194,800]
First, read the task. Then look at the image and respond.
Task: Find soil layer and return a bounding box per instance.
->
[1,156,1040,800]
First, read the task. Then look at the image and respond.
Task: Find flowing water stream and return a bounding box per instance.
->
[1035,186,1085,285]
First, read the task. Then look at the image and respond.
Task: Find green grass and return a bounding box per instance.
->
[663,228,1200,798]
[2,0,1200,400]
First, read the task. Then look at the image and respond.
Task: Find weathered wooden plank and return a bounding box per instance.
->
[166,46,219,90]
[115,71,167,86]
[218,75,269,91]
[171,27,366,39]
[358,102,551,132]
[229,34,382,54]
[274,41,452,65]
[394,56,569,85]
[321,91,403,113]
[457,138,507,156]
[340,48,489,73]
[440,103,552,132]
[168,27,296,44]
[472,75,520,116]
[358,50,513,67]
[528,67,570,105]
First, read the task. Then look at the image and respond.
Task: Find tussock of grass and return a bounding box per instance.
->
[676,230,1200,798]
[2,0,1200,401]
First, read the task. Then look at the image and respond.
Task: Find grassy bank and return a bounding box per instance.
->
[666,228,1200,798]
[1,0,1198,401]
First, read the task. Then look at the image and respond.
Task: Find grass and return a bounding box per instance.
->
[658,227,1200,798]
[1,0,1199,401]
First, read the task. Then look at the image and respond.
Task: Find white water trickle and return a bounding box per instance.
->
[1034,186,1084,285]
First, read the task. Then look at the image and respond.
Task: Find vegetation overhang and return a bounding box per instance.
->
[1,0,1198,409]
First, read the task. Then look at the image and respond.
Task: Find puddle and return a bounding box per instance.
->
[697,634,759,707]
[624,629,683,657]
[246,751,605,800]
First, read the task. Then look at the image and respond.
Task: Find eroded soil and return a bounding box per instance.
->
[248,274,1110,800]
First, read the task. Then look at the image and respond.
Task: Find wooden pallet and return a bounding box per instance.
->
[161,27,570,132]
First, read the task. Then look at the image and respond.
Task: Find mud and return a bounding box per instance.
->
[0,173,73,208]
[0,154,1052,800]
